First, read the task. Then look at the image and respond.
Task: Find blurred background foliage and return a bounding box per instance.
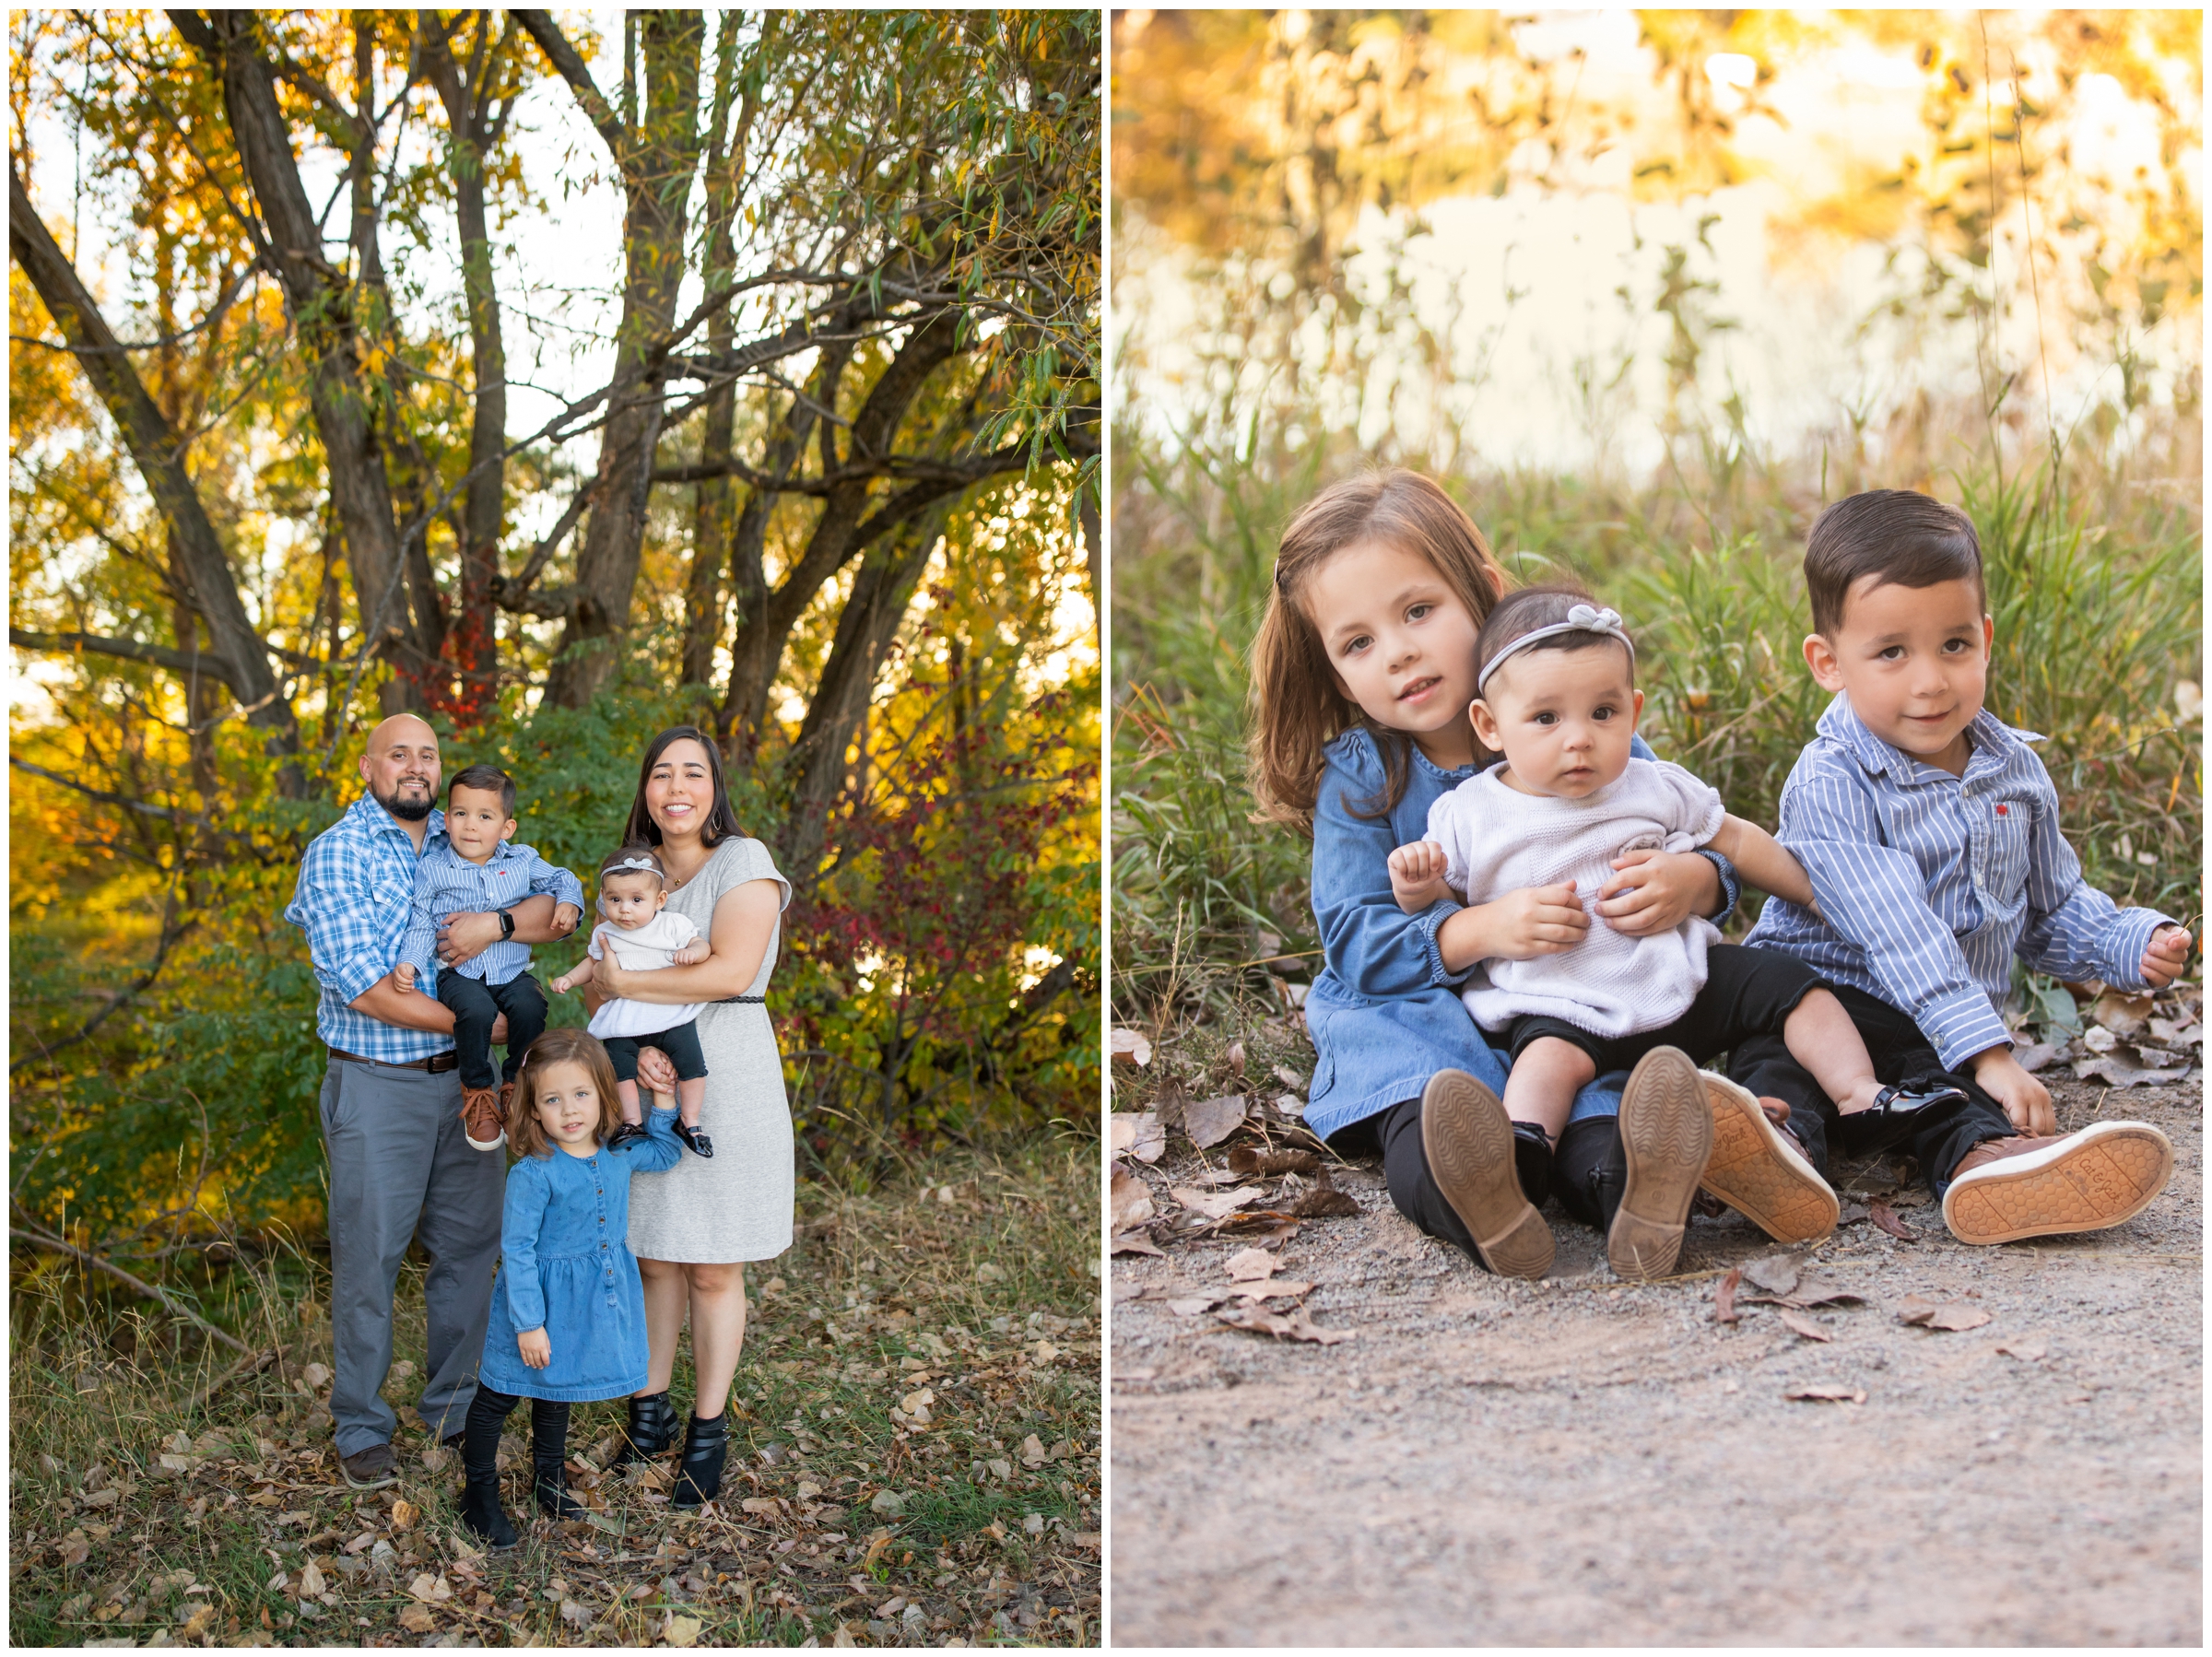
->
[9,10,1101,1255]
[1112,9,2201,1023]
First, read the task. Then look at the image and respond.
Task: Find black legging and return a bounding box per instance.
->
[463,1384,569,1479]
[1330,1097,1629,1274]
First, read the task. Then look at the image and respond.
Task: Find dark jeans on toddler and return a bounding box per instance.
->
[442,971,547,1090]
[1727,979,2017,1199]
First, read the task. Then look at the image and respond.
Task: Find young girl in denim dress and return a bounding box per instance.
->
[458,1027,682,1546]
[1247,471,1825,1279]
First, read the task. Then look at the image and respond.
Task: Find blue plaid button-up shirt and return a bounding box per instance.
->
[1746,695,2175,1070]
[395,838,584,994]
[284,794,453,1063]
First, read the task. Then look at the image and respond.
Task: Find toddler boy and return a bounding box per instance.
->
[386,764,584,1151]
[1732,489,2188,1243]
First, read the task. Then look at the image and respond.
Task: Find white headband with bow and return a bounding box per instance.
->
[606,856,665,878]
[1477,603,1636,694]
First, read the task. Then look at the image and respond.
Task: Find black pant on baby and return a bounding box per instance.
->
[600,1021,708,1085]
[1727,979,2016,1199]
[1500,943,1828,1075]
[441,972,547,1090]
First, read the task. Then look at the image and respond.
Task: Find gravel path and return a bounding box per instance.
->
[1109,1074,2202,1646]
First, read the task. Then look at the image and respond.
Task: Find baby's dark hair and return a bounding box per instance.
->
[598,842,666,887]
[1474,583,1635,695]
[447,763,515,817]
[1805,489,1984,636]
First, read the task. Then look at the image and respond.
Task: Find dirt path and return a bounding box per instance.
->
[1109,1074,2202,1646]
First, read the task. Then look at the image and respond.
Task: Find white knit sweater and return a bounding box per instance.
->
[1428,758,1726,1038]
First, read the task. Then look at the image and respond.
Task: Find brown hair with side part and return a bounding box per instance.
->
[1805,489,1985,636]
[1248,469,1508,833]
[447,763,516,817]
[621,726,744,848]
[506,1027,624,1160]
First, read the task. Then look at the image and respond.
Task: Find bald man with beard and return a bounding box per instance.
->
[284,716,577,1488]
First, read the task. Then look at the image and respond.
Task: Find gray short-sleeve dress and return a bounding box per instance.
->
[626,836,794,1264]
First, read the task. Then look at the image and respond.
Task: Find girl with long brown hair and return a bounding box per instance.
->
[1249,469,1810,1277]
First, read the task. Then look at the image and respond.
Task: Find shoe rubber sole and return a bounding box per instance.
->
[1942,1121,2174,1244]
[1609,1047,1713,1282]
[465,1133,507,1152]
[1419,1069,1553,1279]
[1698,1072,1839,1243]
[340,1459,398,1491]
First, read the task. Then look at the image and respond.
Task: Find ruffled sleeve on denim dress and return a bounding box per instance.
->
[1301,727,1738,1142]
[479,1108,683,1402]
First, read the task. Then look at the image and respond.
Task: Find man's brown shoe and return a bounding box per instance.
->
[1698,1072,1839,1243]
[462,1085,506,1153]
[340,1440,398,1490]
[1419,1069,1553,1279]
[1942,1122,2173,1244]
[1609,1047,1713,1282]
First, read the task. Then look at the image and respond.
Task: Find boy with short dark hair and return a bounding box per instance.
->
[1734,488,2189,1243]
[386,764,584,1152]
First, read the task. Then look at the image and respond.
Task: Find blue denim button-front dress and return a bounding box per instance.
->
[1302,726,1739,1143]
[478,1108,682,1402]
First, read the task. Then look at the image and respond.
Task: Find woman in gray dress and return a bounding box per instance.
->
[585,726,793,1508]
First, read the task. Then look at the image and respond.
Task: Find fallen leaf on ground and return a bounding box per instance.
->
[179,1604,216,1639]
[388,1498,418,1532]
[1228,1279,1312,1300]
[1182,1095,1249,1149]
[1110,1229,1163,1257]
[1110,1115,1136,1154]
[1869,1199,1918,1241]
[1995,1336,2049,1362]
[1171,1185,1265,1220]
[2090,988,2155,1041]
[1020,1434,1048,1467]
[1272,1064,1307,1091]
[1110,1028,1152,1066]
[665,1614,702,1648]
[1224,1247,1277,1282]
[1126,1113,1168,1163]
[1166,1296,1218,1316]
[1223,1040,1247,1075]
[1778,1310,1832,1343]
[1110,1167,1156,1233]
[1713,1267,1741,1324]
[1784,1384,1866,1404]
[301,1362,333,1390]
[1837,1201,1871,1226]
[298,1560,325,1597]
[1925,1304,1992,1332]
[1285,1187,1359,1218]
[558,1598,594,1628]
[1216,1305,1355,1345]
[1775,1281,1867,1309]
[2073,1054,2187,1088]
[397,1605,435,1634]
[1228,1146,1321,1177]
[1740,1254,1803,1296]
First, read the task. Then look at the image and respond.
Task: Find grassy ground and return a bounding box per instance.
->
[8,1140,1100,1649]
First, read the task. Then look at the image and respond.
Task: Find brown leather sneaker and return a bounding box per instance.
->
[1419,1069,1554,1279]
[1942,1122,2174,1244]
[498,1080,516,1122]
[461,1085,506,1153]
[340,1440,398,1490]
[1609,1047,1713,1282]
[1697,1071,1839,1244]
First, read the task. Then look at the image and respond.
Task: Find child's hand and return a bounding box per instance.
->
[1596,849,1719,936]
[552,902,582,937]
[1387,840,1453,914]
[2142,924,2193,989]
[1482,882,1591,959]
[516,1327,551,1369]
[1969,1045,2055,1137]
[674,940,711,966]
[393,961,418,993]
[550,956,594,996]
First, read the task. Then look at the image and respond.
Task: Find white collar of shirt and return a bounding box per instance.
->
[1818,693,2042,784]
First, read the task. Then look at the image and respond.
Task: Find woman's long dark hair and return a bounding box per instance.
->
[621,726,745,848]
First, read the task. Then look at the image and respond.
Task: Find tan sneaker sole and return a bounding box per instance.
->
[1699,1072,1839,1243]
[1942,1122,2174,1244]
[1610,1047,1712,1282]
[1419,1070,1553,1279]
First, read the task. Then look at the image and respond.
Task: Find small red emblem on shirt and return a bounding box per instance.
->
[1995,804,2008,816]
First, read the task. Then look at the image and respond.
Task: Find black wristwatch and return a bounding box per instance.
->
[497,909,515,940]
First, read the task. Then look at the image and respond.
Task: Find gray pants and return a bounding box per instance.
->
[319,1058,504,1456]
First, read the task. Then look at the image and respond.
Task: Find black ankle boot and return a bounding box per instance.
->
[614,1390,678,1466]
[1511,1122,1556,1208]
[534,1450,586,1521]
[459,1471,518,1549]
[669,1412,728,1510]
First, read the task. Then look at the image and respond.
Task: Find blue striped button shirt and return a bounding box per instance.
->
[396,839,585,993]
[1745,695,2175,1070]
[284,795,454,1063]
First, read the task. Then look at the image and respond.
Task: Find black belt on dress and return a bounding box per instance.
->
[715,995,766,1005]
[328,1046,458,1074]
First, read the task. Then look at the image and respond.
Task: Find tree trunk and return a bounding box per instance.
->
[680,21,747,690]
[542,11,706,708]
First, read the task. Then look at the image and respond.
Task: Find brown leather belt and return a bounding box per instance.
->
[328,1046,459,1074]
